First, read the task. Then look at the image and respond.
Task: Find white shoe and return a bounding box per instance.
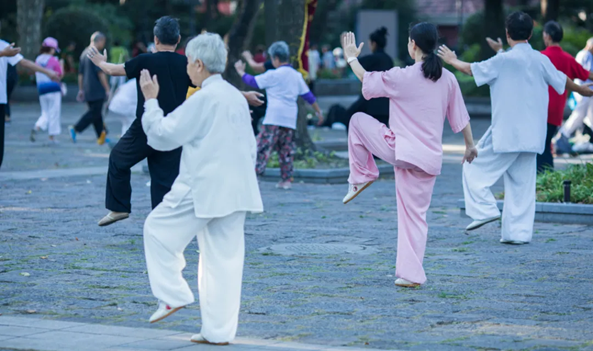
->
[500,239,529,245]
[342,181,373,204]
[394,278,420,288]
[190,333,229,345]
[465,215,501,232]
[148,301,184,323]
[276,180,292,190]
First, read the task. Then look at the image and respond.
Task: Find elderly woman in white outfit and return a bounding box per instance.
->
[139,33,263,345]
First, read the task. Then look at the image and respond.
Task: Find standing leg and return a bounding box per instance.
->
[537,123,557,173]
[144,194,208,308]
[196,211,246,343]
[559,96,590,137]
[105,120,151,213]
[74,101,98,134]
[47,93,62,137]
[89,99,106,139]
[276,127,296,182]
[255,125,280,176]
[0,104,5,169]
[501,153,537,243]
[463,127,518,221]
[394,167,437,285]
[34,95,50,132]
[146,147,182,209]
[347,112,396,184]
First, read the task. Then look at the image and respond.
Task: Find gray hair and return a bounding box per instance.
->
[268,41,290,63]
[186,33,228,74]
[91,31,106,43]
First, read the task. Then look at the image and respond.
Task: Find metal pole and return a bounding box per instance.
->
[563,180,571,203]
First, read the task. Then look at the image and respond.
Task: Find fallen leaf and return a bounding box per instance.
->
[26,310,36,314]
[75,238,79,241]
[40,256,48,259]
[20,272,30,277]
[51,245,57,247]
[117,307,123,311]
[26,190,32,195]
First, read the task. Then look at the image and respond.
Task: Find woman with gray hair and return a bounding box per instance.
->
[139,32,263,345]
[235,40,323,190]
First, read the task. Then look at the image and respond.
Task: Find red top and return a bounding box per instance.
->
[541,46,590,126]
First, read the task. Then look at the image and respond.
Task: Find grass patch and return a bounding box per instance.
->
[266,149,348,169]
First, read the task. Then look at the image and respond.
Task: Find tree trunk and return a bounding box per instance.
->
[275,0,316,151]
[481,0,505,60]
[264,0,278,46]
[223,0,263,87]
[541,0,560,22]
[17,0,45,60]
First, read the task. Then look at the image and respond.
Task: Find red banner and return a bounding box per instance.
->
[297,0,317,80]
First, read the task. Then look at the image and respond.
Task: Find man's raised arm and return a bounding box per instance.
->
[438,45,473,76]
[87,46,126,76]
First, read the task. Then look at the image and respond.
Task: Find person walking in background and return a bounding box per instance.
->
[109,40,130,89]
[341,24,477,288]
[139,33,263,345]
[69,32,110,145]
[537,22,593,171]
[235,41,324,190]
[30,37,64,144]
[321,44,335,70]
[0,40,60,169]
[325,27,394,130]
[439,11,593,245]
[308,43,321,94]
[554,38,593,155]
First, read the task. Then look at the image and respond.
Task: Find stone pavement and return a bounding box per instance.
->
[1,103,593,351]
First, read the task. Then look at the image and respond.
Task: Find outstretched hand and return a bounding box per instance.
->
[437,45,457,64]
[234,60,246,76]
[243,91,264,107]
[139,69,159,100]
[87,46,108,66]
[341,32,364,60]
[486,37,503,53]
[462,146,478,164]
[0,43,21,58]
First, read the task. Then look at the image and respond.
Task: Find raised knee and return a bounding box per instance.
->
[349,112,369,130]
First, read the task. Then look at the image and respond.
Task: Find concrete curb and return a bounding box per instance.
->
[457,199,593,225]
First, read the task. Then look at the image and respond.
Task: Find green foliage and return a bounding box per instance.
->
[44,7,110,59]
[537,164,593,204]
[266,150,348,169]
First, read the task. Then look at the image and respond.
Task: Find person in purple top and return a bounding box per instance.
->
[235,41,323,190]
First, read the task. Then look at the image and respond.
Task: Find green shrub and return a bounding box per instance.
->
[537,164,593,204]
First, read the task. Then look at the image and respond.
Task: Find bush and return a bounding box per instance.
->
[537,164,593,204]
[44,7,110,60]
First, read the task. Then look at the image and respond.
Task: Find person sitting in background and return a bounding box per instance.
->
[235,41,323,190]
[537,22,593,172]
[554,37,593,155]
[30,37,64,144]
[325,27,394,130]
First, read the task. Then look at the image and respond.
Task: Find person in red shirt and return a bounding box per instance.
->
[540,21,593,172]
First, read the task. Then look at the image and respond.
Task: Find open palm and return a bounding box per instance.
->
[341,32,364,60]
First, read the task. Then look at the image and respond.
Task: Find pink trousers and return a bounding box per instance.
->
[348,113,437,284]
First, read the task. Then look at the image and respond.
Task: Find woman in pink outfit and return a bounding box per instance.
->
[341,23,478,287]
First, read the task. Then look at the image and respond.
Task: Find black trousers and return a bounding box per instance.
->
[537,123,558,173]
[105,119,182,213]
[0,104,5,169]
[74,99,105,137]
[5,65,17,118]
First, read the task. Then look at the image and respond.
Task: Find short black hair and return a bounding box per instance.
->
[544,21,563,43]
[153,16,180,46]
[505,11,533,41]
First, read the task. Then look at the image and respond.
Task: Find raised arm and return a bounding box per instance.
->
[566,77,593,97]
[242,51,265,73]
[341,32,366,82]
[87,46,126,76]
[438,45,472,76]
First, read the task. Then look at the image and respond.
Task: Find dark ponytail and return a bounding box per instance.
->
[409,22,442,82]
[369,26,388,50]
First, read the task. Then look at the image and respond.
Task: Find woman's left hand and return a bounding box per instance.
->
[139,69,159,100]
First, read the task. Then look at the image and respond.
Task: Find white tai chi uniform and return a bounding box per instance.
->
[141,74,263,343]
[108,78,137,135]
[464,43,566,243]
[560,49,593,137]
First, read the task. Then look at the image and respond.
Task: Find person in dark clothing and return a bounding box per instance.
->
[242,50,276,134]
[89,16,191,227]
[326,27,394,131]
[5,64,17,123]
[70,32,110,145]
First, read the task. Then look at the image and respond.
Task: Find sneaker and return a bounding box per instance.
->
[97,131,107,145]
[149,301,184,323]
[500,239,529,245]
[190,333,229,345]
[342,181,373,204]
[555,134,572,155]
[394,278,420,288]
[98,211,130,227]
[30,129,37,142]
[68,125,77,143]
[465,215,501,232]
[276,180,292,190]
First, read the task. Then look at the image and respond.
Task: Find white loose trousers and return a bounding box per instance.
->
[144,193,246,343]
[463,127,537,243]
[560,95,593,137]
[35,92,62,136]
